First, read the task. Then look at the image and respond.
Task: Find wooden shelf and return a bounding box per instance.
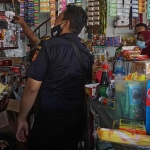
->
[0,47,18,50]
[0,0,19,3]
[114,25,135,28]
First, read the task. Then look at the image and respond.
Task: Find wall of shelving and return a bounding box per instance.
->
[0,0,148,58]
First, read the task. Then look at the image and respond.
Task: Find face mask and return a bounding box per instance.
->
[51,22,65,37]
[136,40,147,49]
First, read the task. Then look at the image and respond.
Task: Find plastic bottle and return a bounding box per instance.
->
[103,46,108,62]
[114,57,125,76]
[100,46,105,62]
[99,64,110,97]
[146,80,150,134]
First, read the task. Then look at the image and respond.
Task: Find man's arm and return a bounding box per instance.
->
[16,77,42,142]
[18,77,42,120]
[14,15,39,46]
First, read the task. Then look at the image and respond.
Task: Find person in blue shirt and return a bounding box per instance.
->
[16,4,93,150]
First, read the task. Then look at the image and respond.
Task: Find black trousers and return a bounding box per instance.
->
[28,108,86,150]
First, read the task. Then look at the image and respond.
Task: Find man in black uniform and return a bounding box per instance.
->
[16,4,93,150]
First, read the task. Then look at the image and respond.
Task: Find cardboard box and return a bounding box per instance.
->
[0,99,20,128]
[0,59,12,66]
[85,83,99,97]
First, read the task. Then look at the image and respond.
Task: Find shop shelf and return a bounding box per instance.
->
[0,0,19,3]
[0,47,18,50]
[114,25,135,28]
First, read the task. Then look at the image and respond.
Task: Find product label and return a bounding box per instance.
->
[99,86,108,97]
[129,85,143,119]
[130,105,143,119]
[147,89,150,99]
[114,67,125,75]
[92,88,96,96]
[146,89,150,106]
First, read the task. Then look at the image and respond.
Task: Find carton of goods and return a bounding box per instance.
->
[85,83,99,97]
[122,46,149,61]
[119,119,146,135]
[97,128,150,146]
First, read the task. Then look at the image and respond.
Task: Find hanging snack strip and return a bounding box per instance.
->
[19,1,34,38]
[99,0,107,34]
[34,0,39,27]
[123,0,130,17]
[67,0,75,4]
[58,0,67,15]
[148,0,150,20]
[87,0,100,26]
[26,0,34,27]
[116,0,123,16]
[107,0,116,17]
[40,0,50,13]
[116,0,130,17]
[138,0,146,13]
[75,0,82,6]
[50,0,56,28]
[132,0,138,18]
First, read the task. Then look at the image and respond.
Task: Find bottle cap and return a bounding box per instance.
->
[117,57,122,60]
[103,63,108,69]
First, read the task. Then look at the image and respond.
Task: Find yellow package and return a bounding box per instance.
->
[119,119,146,135]
[132,72,138,80]
[124,72,147,81]
[124,73,133,81]
[0,83,6,94]
[137,74,147,81]
[97,128,150,146]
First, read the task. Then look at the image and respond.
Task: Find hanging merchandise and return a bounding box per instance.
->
[107,0,116,17]
[115,0,130,26]
[40,0,50,12]
[99,0,107,34]
[116,0,122,16]
[4,40,27,57]
[148,0,150,20]
[87,0,107,45]
[138,0,146,13]
[0,11,18,48]
[34,0,39,27]
[25,1,34,27]
[75,0,82,6]
[50,0,56,28]
[67,0,75,4]
[58,0,67,14]
[132,0,138,18]
[19,2,24,17]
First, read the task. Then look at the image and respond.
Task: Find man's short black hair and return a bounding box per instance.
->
[62,4,87,35]
[135,23,148,30]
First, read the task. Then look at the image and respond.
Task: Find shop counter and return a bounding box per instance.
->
[90,99,150,150]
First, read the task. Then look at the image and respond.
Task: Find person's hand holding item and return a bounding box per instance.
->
[16,116,28,142]
[13,15,25,25]
[13,15,39,46]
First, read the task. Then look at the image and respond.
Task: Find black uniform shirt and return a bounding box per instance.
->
[26,33,93,113]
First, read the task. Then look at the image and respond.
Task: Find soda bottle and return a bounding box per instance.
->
[99,64,110,97]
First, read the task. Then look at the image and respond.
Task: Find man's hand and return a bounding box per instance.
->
[13,15,39,46]
[14,15,25,25]
[16,117,28,142]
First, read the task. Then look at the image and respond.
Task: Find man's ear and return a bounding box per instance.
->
[65,20,70,29]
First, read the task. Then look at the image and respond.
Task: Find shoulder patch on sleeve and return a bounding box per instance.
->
[32,36,50,62]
